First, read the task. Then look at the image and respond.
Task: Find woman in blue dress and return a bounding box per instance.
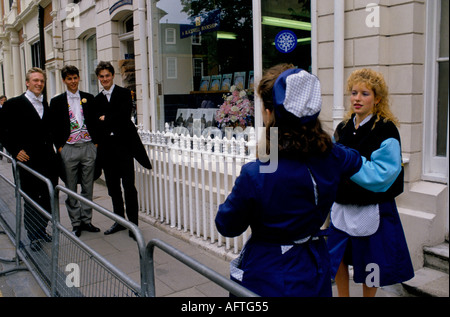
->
[215,64,395,297]
[328,68,414,297]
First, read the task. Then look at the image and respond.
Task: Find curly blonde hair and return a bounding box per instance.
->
[343,68,399,128]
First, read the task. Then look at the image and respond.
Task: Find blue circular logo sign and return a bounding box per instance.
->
[275,30,298,53]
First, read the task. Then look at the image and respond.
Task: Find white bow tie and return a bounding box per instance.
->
[103,90,112,96]
[34,95,43,103]
[68,94,79,99]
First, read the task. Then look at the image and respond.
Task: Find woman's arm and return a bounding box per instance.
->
[350,138,402,192]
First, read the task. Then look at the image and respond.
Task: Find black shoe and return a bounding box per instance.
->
[72,226,82,237]
[30,240,42,252]
[81,223,100,233]
[129,230,136,241]
[104,223,126,235]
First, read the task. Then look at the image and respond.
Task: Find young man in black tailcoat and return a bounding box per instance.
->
[93,61,151,240]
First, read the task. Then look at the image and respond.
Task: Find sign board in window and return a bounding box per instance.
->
[180,9,221,39]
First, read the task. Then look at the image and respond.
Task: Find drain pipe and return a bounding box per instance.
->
[138,0,150,130]
[333,0,345,129]
[311,0,318,75]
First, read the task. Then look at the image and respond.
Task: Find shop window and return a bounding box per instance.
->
[261,0,312,71]
[151,0,312,133]
[152,0,254,133]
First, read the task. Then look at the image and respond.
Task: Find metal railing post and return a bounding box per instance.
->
[14,161,58,296]
[144,238,259,297]
[50,182,61,297]
[12,159,22,267]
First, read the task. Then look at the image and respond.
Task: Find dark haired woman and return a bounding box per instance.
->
[215,64,381,297]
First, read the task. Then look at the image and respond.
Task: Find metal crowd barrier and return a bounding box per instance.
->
[52,185,147,296]
[0,152,28,277]
[0,151,150,296]
[0,151,258,297]
[0,152,54,294]
[146,238,259,297]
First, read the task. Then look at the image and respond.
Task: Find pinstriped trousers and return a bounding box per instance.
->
[60,141,97,227]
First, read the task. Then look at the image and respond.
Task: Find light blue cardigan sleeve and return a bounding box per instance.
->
[350,138,402,193]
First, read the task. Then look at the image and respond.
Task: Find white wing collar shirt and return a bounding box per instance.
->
[25,90,44,119]
[102,84,115,102]
[67,90,83,125]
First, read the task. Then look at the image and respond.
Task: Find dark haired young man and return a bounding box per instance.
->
[93,61,151,240]
[49,65,100,237]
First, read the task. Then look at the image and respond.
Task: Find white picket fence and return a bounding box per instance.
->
[135,125,257,254]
